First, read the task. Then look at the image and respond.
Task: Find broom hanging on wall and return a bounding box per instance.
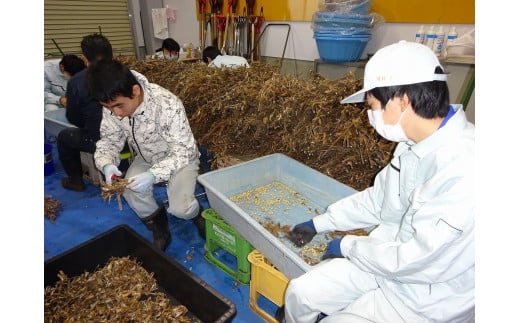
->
[220,0,233,54]
[198,0,206,48]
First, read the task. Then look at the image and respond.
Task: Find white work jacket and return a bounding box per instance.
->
[313,105,475,322]
[94,70,200,183]
[44,59,67,108]
[209,55,250,68]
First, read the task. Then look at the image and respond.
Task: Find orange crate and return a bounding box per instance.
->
[247,250,289,323]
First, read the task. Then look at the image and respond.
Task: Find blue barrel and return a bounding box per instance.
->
[44,143,55,176]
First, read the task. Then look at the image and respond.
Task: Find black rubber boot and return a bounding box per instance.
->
[275,305,285,323]
[60,158,85,192]
[61,177,86,192]
[192,210,206,239]
[141,206,172,251]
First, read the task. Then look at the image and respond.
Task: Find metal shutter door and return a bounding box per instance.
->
[44,0,136,58]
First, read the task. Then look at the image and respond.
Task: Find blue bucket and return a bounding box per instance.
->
[44,143,55,176]
[314,34,370,62]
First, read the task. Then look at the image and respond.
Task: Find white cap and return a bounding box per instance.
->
[340,40,447,104]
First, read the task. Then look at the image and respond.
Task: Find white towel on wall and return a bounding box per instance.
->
[152,8,168,39]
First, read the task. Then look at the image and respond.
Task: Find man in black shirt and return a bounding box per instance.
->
[57,33,113,191]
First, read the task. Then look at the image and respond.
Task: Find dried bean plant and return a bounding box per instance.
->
[44,256,193,322]
[44,196,62,224]
[118,57,397,191]
[101,178,129,211]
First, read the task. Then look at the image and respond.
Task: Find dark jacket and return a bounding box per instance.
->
[65,68,102,141]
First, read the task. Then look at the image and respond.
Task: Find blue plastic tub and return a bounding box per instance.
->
[313,30,371,37]
[313,12,372,29]
[312,24,372,36]
[314,34,370,62]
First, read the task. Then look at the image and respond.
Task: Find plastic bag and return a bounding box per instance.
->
[311,12,385,32]
[446,28,475,56]
[318,0,371,15]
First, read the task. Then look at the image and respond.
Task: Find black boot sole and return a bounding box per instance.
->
[61,177,86,192]
[193,215,206,239]
[154,234,172,251]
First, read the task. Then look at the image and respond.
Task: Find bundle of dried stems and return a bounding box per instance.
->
[101,178,129,211]
[44,196,62,223]
[118,57,396,191]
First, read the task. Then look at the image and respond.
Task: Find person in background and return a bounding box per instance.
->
[56,33,113,192]
[202,46,249,68]
[282,41,474,322]
[87,59,206,251]
[154,38,180,61]
[44,54,85,112]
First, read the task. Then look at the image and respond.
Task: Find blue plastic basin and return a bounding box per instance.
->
[314,35,370,62]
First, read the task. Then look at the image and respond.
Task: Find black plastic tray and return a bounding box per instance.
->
[45,224,236,323]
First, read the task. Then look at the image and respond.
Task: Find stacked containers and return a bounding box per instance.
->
[313,0,373,62]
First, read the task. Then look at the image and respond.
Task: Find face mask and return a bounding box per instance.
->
[165,53,179,61]
[367,108,410,142]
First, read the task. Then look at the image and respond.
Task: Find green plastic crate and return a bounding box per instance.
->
[202,208,254,284]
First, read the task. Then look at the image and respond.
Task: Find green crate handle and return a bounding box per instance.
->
[202,209,254,284]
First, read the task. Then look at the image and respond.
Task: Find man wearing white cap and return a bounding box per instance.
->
[283,41,474,322]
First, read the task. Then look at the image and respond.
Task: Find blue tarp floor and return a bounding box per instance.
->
[44,143,278,322]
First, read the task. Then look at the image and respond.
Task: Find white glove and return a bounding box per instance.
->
[127,171,155,193]
[102,164,122,185]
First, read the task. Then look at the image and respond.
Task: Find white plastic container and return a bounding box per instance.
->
[197,153,359,279]
[446,27,458,43]
[44,109,76,136]
[414,25,425,44]
[178,48,187,60]
[433,25,445,56]
[424,25,436,50]
[444,26,458,56]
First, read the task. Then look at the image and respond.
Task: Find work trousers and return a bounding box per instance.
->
[285,258,416,323]
[45,103,60,112]
[123,155,200,220]
[57,127,97,179]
